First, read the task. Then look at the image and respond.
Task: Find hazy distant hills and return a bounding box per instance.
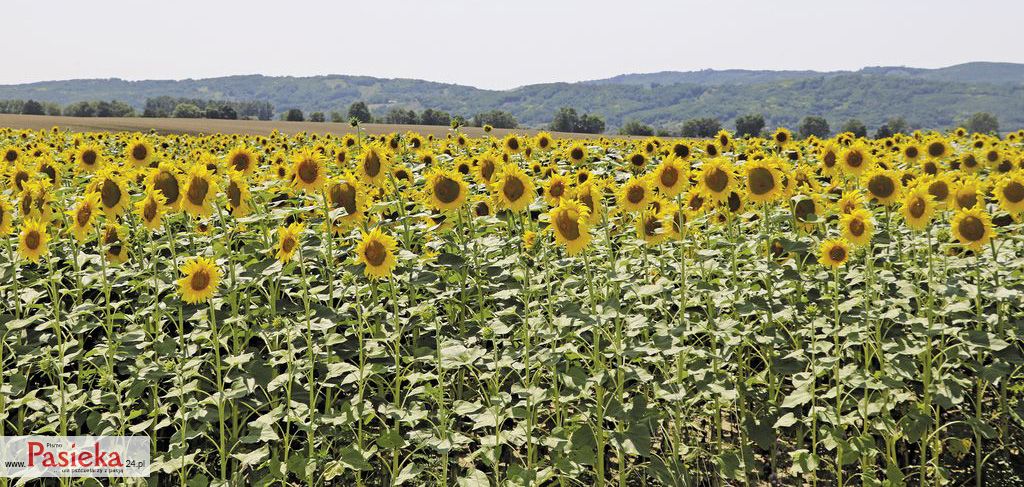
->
[1,62,1022,131]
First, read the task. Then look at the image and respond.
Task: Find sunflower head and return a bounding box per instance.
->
[840,142,872,176]
[696,158,735,203]
[356,227,398,279]
[840,208,874,247]
[126,137,155,168]
[426,167,469,212]
[900,185,934,231]
[181,163,219,218]
[136,189,168,231]
[290,148,327,192]
[950,207,994,251]
[101,223,129,265]
[549,199,591,255]
[68,192,102,242]
[493,164,535,212]
[653,156,688,197]
[358,144,392,186]
[862,167,902,205]
[177,256,221,304]
[993,173,1024,214]
[276,223,304,263]
[744,158,784,204]
[18,219,49,263]
[818,238,850,268]
[226,146,258,176]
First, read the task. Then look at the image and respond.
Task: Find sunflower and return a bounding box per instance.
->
[225,170,252,217]
[101,223,129,265]
[958,152,982,173]
[36,157,60,186]
[68,192,101,242]
[147,162,182,210]
[472,198,493,217]
[744,158,784,203]
[566,142,588,165]
[0,197,12,235]
[425,167,468,212]
[923,174,953,207]
[177,256,221,304]
[7,161,32,192]
[715,130,733,152]
[696,158,735,203]
[474,153,501,186]
[1,145,20,166]
[493,164,535,212]
[636,210,669,245]
[326,175,367,229]
[18,180,53,222]
[18,219,49,263]
[549,199,591,255]
[276,223,304,263]
[840,208,874,247]
[618,176,652,213]
[535,132,554,151]
[290,148,326,192]
[862,167,902,205]
[919,157,942,176]
[952,177,981,210]
[502,134,524,155]
[356,227,398,279]
[950,207,994,251]
[136,189,167,231]
[792,193,823,232]
[543,173,571,206]
[772,127,793,147]
[358,144,392,186]
[840,142,872,176]
[626,151,647,172]
[226,146,258,177]
[924,138,951,160]
[75,143,104,173]
[574,167,592,186]
[181,163,218,218]
[575,181,603,224]
[683,190,708,217]
[125,136,155,168]
[900,185,935,231]
[819,141,841,176]
[93,168,130,217]
[993,173,1024,214]
[902,142,922,163]
[670,141,692,160]
[818,238,850,268]
[652,156,688,197]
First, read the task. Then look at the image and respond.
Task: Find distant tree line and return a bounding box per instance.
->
[143,97,274,120]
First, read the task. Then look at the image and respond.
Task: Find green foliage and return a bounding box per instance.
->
[309,111,325,122]
[386,107,418,125]
[874,116,910,139]
[680,117,721,137]
[472,110,517,129]
[172,103,203,118]
[418,108,451,126]
[798,116,830,138]
[734,113,765,138]
[285,108,305,122]
[840,119,867,137]
[618,120,654,136]
[347,101,372,123]
[964,112,999,134]
[20,100,44,115]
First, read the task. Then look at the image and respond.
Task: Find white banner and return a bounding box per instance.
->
[0,436,150,478]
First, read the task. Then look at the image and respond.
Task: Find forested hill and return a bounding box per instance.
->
[1,62,1022,131]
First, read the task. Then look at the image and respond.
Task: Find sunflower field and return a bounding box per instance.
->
[1,124,1024,486]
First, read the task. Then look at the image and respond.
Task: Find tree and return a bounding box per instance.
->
[840,119,867,138]
[309,112,326,122]
[549,107,580,133]
[798,116,830,138]
[734,113,765,138]
[330,111,345,123]
[680,118,721,138]
[473,110,518,129]
[21,100,44,116]
[285,108,305,122]
[348,102,372,124]
[172,103,203,118]
[619,120,654,136]
[576,114,605,134]
[419,108,451,126]
[386,107,418,125]
[964,112,999,134]
[874,116,909,139]
[64,101,96,117]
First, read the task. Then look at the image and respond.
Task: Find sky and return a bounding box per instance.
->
[2,0,1021,90]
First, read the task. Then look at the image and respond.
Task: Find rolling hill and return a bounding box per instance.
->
[1,62,1022,132]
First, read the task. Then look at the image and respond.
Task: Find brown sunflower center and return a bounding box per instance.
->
[154,171,180,204]
[905,147,919,159]
[13,171,28,191]
[823,151,836,167]
[132,144,148,161]
[674,144,690,158]
[364,240,387,267]
[330,183,357,215]
[363,152,381,178]
[957,216,985,242]
[480,160,495,180]
[190,269,211,291]
[571,148,584,160]
[281,236,296,254]
[845,151,863,168]
[549,180,565,198]
[502,177,525,202]
[660,166,679,188]
[928,181,949,202]
[100,179,122,209]
[186,177,210,206]
[643,216,661,237]
[231,153,250,172]
[555,209,581,240]
[474,201,490,217]
[927,142,945,157]
[705,168,728,193]
[82,150,97,166]
[25,230,40,250]
[1004,181,1024,203]
[76,205,92,227]
[849,218,865,237]
[829,246,846,263]
[3,150,15,163]
[748,167,775,195]
[909,197,926,218]
[631,154,645,167]
[626,185,645,204]
[434,177,461,204]
[868,175,895,199]
[297,159,319,184]
[956,191,977,209]
[227,181,242,208]
[143,199,158,221]
[506,138,519,151]
[794,199,815,221]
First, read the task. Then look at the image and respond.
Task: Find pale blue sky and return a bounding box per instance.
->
[2,0,1021,89]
